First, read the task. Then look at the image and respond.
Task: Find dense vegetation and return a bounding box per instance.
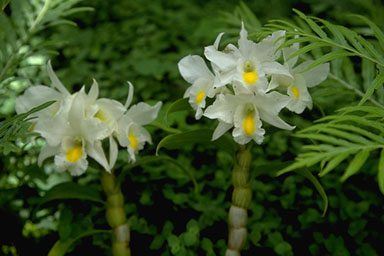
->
[1,0,384,255]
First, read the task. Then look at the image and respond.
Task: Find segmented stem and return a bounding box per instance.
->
[101,171,131,256]
[226,145,252,256]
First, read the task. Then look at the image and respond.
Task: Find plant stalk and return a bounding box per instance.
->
[101,171,131,256]
[226,144,252,256]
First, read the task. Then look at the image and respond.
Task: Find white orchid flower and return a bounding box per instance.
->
[204,92,294,144]
[268,43,330,113]
[178,55,216,119]
[204,23,291,95]
[37,87,112,175]
[178,34,228,120]
[116,83,162,162]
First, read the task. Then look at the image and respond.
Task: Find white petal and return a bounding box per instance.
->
[88,79,99,103]
[254,30,285,61]
[68,88,86,132]
[204,46,237,72]
[253,92,295,130]
[38,145,60,166]
[212,121,232,140]
[214,32,225,49]
[35,114,72,146]
[15,86,62,114]
[203,94,237,124]
[116,116,132,147]
[178,55,213,84]
[262,61,292,77]
[47,60,70,96]
[96,98,126,121]
[109,136,118,171]
[238,23,255,57]
[294,61,330,88]
[126,101,162,125]
[87,140,110,172]
[286,76,313,114]
[125,82,134,109]
[282,43,299,69]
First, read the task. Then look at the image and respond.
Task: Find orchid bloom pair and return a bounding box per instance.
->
[16,62,161,176]
[178,24,329,145]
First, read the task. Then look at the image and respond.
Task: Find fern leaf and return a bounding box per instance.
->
[352,14,384,53]
[293,9,328,39]
[359,72,384,105]
[340,149,370,182]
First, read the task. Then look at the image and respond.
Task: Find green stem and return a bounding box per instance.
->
[101,171,131,256]
[226,144,252,256]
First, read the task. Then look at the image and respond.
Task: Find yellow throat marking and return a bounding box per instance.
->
[195,90,205,104]
[243,71,258,85]
[243,113,255,136]
[94,110,107,123]
[128,133,138,149]
[65,145,83,163]
[291,86,300,98]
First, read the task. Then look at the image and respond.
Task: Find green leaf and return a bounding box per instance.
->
[340,150,370,182]
[294,168,328,216]
[48,229,110,256]
[1,0,10,10]
[293,9,328,39]
[286,41,330,61]
[352,14,384,53]
[58,208,73,241]
[166,98,190,121]
[319,152,350,177]
[359,72,384,106]
[39,181,104,205]
[156,128,236,156]
[378,149,384,195]
[298,50,355,74]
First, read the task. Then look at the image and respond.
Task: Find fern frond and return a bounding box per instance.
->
[0,100,54,154]
[279,105,384,193]
[0,0,93,83]
[266,9,384,108]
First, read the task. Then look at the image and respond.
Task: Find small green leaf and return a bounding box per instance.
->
[48,229,110,256]
[58,208,73,241]
[293,9,328,39]
[298,50,355,74]
[359,72,384,106]
[352,14,384,54]
[340,149,370,182]
[319,152,350,177]
[294,168,328,216]
[166,98,190,123]
[286,41,330,61]
[40,182,104,205]
[378,149,384,194]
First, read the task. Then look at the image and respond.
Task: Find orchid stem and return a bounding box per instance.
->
[226,144,252,256]
[101,171,131,256]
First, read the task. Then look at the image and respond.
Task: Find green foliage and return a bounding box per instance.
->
[2,0,384,256]
[39,181,104,205]
[0,100,54,154]
[265,9,384,105]
[279,105,384,192]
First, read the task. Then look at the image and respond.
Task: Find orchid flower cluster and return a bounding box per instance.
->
[178,24,329,145]
[16,62,162,176]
